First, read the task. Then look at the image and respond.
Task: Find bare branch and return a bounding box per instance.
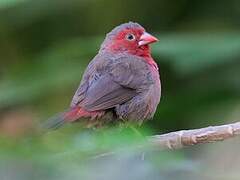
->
[150,121,240,150]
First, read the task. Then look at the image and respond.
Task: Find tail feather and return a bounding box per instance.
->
[41,112,67,130]
[41,107,106,130]
[41,108,80,130]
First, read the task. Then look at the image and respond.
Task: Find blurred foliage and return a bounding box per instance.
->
[0,0,240,179]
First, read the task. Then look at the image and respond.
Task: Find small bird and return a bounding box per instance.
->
[44,22,161,129]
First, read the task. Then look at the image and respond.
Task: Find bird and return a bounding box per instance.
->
[44,22,161,129]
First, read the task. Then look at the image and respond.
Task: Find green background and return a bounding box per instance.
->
[0,0,240,179]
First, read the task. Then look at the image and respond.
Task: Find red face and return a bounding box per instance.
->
[109,28,158,58]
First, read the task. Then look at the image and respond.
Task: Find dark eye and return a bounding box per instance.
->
[125,34,135,41]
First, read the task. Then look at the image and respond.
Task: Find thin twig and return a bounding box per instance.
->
[93,122,240,159]
[150,121,240,150]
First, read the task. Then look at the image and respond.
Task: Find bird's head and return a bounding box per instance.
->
[100,22,158,58]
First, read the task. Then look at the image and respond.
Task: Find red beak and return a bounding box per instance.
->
[138,32,158,46]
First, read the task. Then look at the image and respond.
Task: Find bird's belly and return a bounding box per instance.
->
[115,82,161,124]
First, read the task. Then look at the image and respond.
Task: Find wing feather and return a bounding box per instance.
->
[80,74,136,111]
[70,54,152,112]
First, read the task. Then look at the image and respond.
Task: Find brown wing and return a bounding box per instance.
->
[70,54,138,111]
[70,54,152,112]
[79,74,136,111]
